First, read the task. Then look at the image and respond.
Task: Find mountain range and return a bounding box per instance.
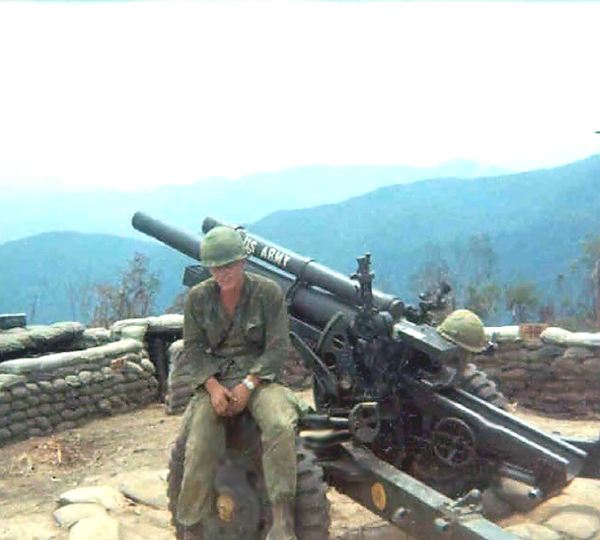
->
[1,155,598,325]
[0,160,506,244]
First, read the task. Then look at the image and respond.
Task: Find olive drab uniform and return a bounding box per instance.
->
[176,272,301,527]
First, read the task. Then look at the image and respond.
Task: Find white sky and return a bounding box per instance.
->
[0,0,599,192]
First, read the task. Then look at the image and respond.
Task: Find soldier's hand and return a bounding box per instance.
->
[227,384,252,416]
[206,379,234,416]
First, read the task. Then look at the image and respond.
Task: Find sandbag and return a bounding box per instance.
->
[0,339,143,376]
[485,326,521,342]
[541,327,600,347]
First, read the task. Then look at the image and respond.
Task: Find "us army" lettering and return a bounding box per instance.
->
[259,246,291,269]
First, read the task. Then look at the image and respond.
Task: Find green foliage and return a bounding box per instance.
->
[90,253,161,327]
[1,154,599,326]
[505,282,539,323]
[465,284,502,320]
[580,234,600,271]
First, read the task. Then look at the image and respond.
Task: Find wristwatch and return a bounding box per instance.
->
[243,377,256,391]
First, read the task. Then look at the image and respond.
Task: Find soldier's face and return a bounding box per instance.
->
[210,259,246,291]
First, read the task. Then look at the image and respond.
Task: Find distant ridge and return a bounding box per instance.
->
[1,154,598,325]
[0,160,507,245]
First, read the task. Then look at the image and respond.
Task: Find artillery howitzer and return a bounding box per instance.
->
[132,211,600,540]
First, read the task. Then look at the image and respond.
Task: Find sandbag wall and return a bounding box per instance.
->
[475,326,600,417]
[0,339,158,446]
[165,340,194,414]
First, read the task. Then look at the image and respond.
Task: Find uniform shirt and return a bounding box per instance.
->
[183,272,292,389]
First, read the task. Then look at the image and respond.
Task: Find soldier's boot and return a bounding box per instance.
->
[266,498,297,540]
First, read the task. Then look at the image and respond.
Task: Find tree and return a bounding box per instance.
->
[166,289,188,314]
[90,253,161,327]
[409,242,452,299]
[505,282,539,323]
[449,233,501,321]
[579,234,600,326]
[465,283,501,319]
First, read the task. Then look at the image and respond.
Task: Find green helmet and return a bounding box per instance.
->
[200,226,247,268]
[437,309,487,353]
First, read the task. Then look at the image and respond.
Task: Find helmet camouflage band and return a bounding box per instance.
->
[200,226,247,268]
[437,309,487,353]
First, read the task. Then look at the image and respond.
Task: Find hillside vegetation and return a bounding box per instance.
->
[0,161,504,244]
[1,154,598,325]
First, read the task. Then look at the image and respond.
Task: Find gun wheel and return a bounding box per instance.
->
[167,430,330,540]
[167,430,204,540]
[458,363,509,410]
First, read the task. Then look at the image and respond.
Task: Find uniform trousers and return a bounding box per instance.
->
[176,383,300,526]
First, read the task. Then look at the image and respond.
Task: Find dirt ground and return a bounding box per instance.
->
[1,395,600,535]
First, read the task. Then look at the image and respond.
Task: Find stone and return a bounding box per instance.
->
[58,486,128,511]
[503,523,561,540]
[0,513,61,540]
[481,486,514,520]
[544,511,600,539]
[69,516,120,540]
[118,468,169,510]
[494,478,540,513]
[53,503,108,528]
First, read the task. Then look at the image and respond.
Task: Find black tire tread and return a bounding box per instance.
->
[459,363,509,410]
[167,432,330,540]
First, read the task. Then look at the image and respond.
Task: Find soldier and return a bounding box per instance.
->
[176,226,300,540]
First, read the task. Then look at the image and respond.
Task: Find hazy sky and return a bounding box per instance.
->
[0,1,598,192]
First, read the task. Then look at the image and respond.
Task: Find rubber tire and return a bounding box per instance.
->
[168,431,204,540]
[458,363,509,410]
[167,432,330,540]
[295,444,331,540]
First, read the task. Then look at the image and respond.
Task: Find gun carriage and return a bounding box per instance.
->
[132,211,600,540]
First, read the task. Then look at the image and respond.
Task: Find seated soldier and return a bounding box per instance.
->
[176,225,300,540]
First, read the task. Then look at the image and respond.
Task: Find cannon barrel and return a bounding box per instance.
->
[132,212,201,261]
[132,211,358,329]
[202,216,404,318]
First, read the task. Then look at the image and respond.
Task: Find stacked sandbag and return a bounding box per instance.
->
[164,340,195,415]
[0,322,85,362]
[475,326,600,417]
[60,327,113,351]
[0,339,158,446]
[110,314,183,342]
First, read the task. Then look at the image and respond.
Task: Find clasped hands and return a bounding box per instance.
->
[205,377,253,417]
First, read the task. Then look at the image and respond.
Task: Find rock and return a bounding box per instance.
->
[53,503,107,528]
[494,478,540,513]
[0,513,62,540]
[58,486,127,511]
[69,516,120,540]
[503,523,561,540]
[118,468,169,510]
[544,511,600,539]
[481,486,514,520]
